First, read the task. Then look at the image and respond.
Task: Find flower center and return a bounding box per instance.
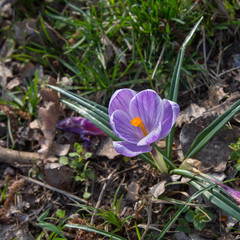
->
[131,116,148,136]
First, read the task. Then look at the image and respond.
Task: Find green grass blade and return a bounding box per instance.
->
[165,16,203,160]
[65,224,127,240]
[135,42,153,89]
[39,16,53,44]
[184,100,240,159]
[61,98,110,128]
[49,85,109,115]
[39,222,66,239]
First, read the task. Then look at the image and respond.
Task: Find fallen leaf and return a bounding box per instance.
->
[29,119,40,129]
[53,142,70,157]
[60,76,73,86]
[96,137,119,159]
[6,77,21,90]
[38,77,60,161]
[150,180,167,198]
[126,182,140,201]
[44,164,73,191]
[20,63,43,80]
[208,82,227,107]
[0,63,12,86]
[176,103,206,128]
[39,102,58,141]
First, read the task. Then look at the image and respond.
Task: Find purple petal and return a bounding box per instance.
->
[110,110,142,143]
[137,125,162,146]
[159,99,179,139]
[129,89,164,134]
[108,89,136,116]
[113,141,152,157]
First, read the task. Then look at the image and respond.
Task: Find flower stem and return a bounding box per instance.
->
[151,146,168,173]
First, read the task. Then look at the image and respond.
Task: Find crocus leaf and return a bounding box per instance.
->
[184,100,240,159]
[166,16,203,160]
[49,85,109,119]
[170,169,240,221]
[64,224,127,240]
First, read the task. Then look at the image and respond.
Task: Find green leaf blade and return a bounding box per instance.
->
[166,16,203,160]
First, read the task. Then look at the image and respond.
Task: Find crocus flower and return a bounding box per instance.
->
[57,117,106,144]
[108,89,179,157]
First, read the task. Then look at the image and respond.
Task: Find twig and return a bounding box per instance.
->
[218,65,240,77]
[90,165,119,225]
[0,146,40,165]
[140,200,152,240]
[217,30,223,75]
[0,178,25,220]
[20,175,87,204]
[201,26,210,85]
[151,43,166,82]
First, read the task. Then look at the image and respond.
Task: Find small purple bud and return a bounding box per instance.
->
[213,179,240,204]
[57,117,106,145]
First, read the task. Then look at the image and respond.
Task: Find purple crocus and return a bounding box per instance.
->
[108,89,179,157]
[57,117,106,144]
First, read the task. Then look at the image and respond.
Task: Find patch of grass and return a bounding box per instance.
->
[3,0,208,104]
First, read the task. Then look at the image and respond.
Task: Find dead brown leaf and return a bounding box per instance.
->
[15,18,65,49]
[96,137,119,159]
[0,63,12,87]
[6,77,21,90]
[126,182,140,201]
[38,77,60,161]
[208,82,227,107]
[176,103,206,128]
[53,142,70,157]
[39,102,58,141]
[150,180,167,198]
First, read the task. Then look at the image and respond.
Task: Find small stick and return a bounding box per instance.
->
[217,30,223,75]
[201,26,210,85]
[140,200,152,240]
[151,43,166,82]
[90,166,119,225]
[218,65,240,77]
[21,175,87,204]
[0,146,40,165]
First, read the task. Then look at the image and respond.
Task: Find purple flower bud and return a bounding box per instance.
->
[108,89,180,157]
[213,179,240,204]
[57,117,106,144]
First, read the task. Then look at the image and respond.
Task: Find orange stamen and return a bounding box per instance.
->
[131,116,148,136]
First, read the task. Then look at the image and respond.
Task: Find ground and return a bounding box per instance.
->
[0,1,240,240]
